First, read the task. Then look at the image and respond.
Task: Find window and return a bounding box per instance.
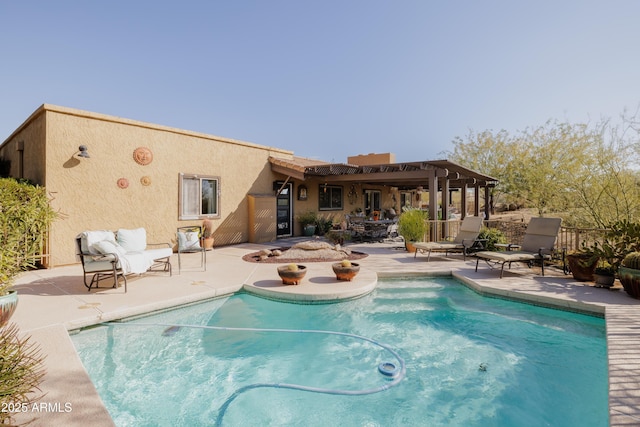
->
[179,174,220,220]
[364,189,381,216]
[400,192,413,209]
[318,185,343,210]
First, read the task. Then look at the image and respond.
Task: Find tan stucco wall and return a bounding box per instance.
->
[0,105,403,266]
[0,111,46,182]
[2,105,293,266]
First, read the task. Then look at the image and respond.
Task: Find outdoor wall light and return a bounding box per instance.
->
[76,145,90,159]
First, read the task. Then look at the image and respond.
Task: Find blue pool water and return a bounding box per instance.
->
[71,277,608,426]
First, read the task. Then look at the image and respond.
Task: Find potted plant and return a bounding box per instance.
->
[332,259,360,281]
[202,219,215,250]
[566,250,599,282]
[397,208,428,252]
[277,263,307,285]
[296,211,318,236]
[593,264,615,288]
[591,220,640,272]
[618,252,640,299]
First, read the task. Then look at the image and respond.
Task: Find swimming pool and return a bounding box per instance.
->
[72,276,608,426]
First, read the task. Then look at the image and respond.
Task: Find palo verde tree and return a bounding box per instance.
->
[567,115,640,228]
[449,129,515,215]
[447,111,640,227]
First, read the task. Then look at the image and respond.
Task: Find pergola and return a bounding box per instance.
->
[270,156,498,224]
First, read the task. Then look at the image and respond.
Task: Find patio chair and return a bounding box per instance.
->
[474,217,562,278]
[177,226,206,273]
[413,216,484,261]
[346,215,366,242]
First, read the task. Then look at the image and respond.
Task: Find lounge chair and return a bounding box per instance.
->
[474,217,562,278]
[413,216,484,261]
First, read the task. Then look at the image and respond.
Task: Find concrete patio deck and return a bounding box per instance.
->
[8,238,640,426]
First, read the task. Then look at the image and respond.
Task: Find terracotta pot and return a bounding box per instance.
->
[202,237,214,250]
[332,262,360,281]
[566,253,598,281]
[405,242,417,253]
[0,290,18,326]
[277,265,307,285]
[617,266,640,299]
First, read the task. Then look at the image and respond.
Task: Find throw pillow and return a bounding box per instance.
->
[117,228,147,252]
[91,240,127,258]
[178,231,201,251]
[83,230,117,255]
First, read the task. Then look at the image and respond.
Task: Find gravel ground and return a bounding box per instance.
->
[242,240,368,263]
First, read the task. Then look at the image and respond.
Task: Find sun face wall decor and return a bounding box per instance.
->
[133,147,153,165]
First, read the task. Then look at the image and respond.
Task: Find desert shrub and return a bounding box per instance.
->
[0,323,46,424]
[478,227,507,251]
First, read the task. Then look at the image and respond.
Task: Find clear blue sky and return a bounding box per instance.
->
[1,1,639,163]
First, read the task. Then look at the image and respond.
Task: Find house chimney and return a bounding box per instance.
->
[347,153,396,166]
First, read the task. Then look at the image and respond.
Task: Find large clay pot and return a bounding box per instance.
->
[566,253,598,282]
[277,265,307,285]
[617,266,640,299]
[0,290,18,326]
[202,237,214,251]
[332,262,360,281]
[405,242,417,253]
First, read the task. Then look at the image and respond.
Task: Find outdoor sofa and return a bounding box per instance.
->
[76,228,172,292]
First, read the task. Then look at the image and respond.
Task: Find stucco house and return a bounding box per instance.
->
[0,104,496,267]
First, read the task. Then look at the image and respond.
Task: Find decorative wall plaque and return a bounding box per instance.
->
[297,185,308,201]
[117,178,129,189]
[140,176,152,186]
[133,147,153,165]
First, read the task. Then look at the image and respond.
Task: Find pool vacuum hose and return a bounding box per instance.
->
[103,321,406,426]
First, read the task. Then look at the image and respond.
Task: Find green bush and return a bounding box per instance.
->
[296,211,318,227]
[478,227,507,251]
[398,208,428,242]
[0,178,57,293]
[315,214,334,236]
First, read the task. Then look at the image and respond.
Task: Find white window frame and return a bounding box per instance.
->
[179,173,220,220]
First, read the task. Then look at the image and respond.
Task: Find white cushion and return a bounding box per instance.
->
[143,247,173,261]
[178,231,201,251]
[117,228,147,252]
[91,240,127,258]
[81,230,116,255]
[83,259,120,272]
